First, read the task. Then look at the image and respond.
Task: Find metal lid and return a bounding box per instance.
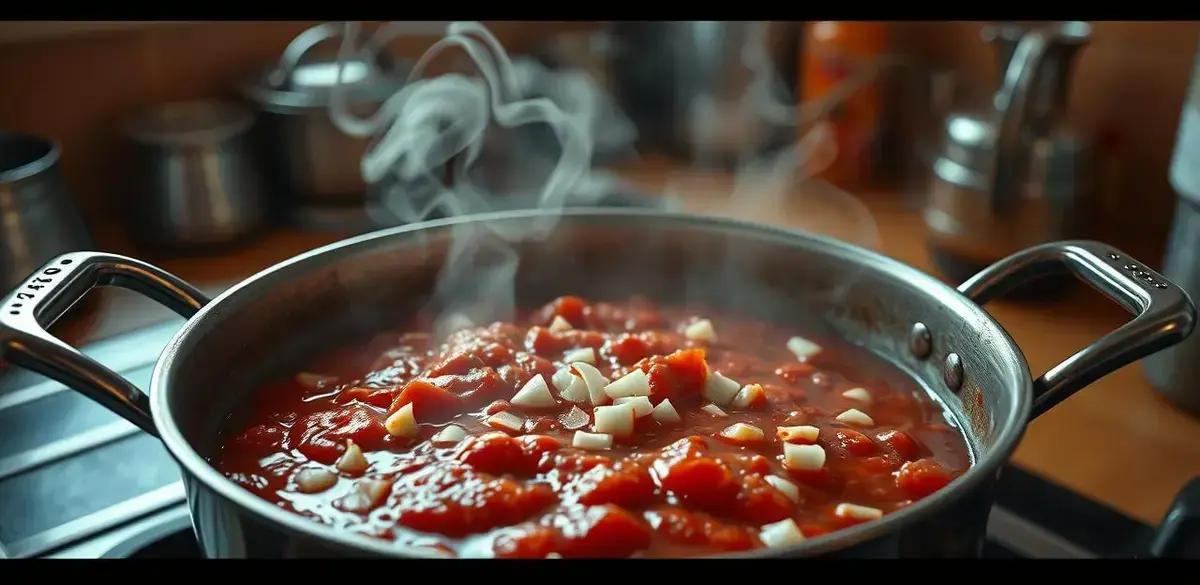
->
[123,100,253,147]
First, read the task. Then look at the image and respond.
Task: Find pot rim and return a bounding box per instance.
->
[150,207,1033,558]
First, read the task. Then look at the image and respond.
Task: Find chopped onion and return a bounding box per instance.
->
[557,405,591,430]
[835,503,883,522]
[340,478,393,513]
[835,408,875,427]
[614,396,654,417]
[684,319,717,343]
[776,425,820,444]
[719,422,765,443]
[759,518,806,548]
[787,336,822,361]
[551,367,575,392]
[593,403,636,437]
[384,403,419,439]
[511,375,557,408]
[335,440,369,474]
[764,475,800,503]
[571,362,611,406]
[573,430,613,450]
[486,411,526,434]
[841,387,873,405]
[701,403,728,417]
[704,370,741,406]
[783,443,826,471]
[559,373,590,403]
[431,425,468,445]
[731,383,766,409]
[295,467,337,493]
[563,347,596,364]
[604,368,651,399]
[549,315,573,333]
[651,399,681,424]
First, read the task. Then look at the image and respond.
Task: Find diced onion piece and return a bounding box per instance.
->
[295,372,337,390]
[835,503,884,522]
[614,396,654,418]
[563,347,596,364]
[593,403,636,437]
[759,518,806,548]
[573,431,613,450]
[764,475,801,503]
[604,368,651,399]
[559,373,590,403]
[701,403,728,417]
[835,408,875,427]
[651,399,681,424]
[431,425,468,445]
[549,315,573,333]
[384,403,419,439]
[841,387,873,405]
[557,405,591,430]
[511,375,557,408]
[572,362,610,406]
[335,440,369,474]
[684,318,717,343]
[339,478,393,513]
[787,336,822,361]
[776,425,820,444]
[486,411,526,434]
[704,370,741,406]
[719,422,765,443]
[783,443,826,471]
[731,383,766,409]
[551,367,575,392]
[295,467,337,493]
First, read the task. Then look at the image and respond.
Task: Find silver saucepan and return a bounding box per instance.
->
[0,209,1193,557]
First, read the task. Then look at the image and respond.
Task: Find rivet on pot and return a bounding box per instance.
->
[944,353,964,392]
[909,322,932,359]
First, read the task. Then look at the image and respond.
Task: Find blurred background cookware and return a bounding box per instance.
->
[924,21,1094,283]
[608,21,801,168]
[240,22,408,230]
[123,100,268,250]
[0,131,92,291]
[1145,41,1200,417]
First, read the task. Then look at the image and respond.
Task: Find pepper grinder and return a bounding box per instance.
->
[923,22,1093,284]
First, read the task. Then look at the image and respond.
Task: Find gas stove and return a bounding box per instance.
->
[0,319,1187,559]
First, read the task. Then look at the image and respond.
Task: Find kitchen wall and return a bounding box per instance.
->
[2,21,1196,260]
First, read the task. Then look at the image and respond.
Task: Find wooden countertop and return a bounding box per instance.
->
[37,164,1200,527]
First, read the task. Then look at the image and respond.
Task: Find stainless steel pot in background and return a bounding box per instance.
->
[0,209,1193,557]
[123,101,268,249]
[240,23,408,225]
[0,131,93,291]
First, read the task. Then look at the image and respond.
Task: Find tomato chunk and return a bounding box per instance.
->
[455,432,535,476]
[290,407,386,464]
[388,379,466,422]
[556,505,652,558]
[575,462,655,508]
[644,349,708,403]
[896,458,953,499]
[878,430,923,461]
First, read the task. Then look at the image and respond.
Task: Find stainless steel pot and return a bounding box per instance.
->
[240,23,407,214]
[0,209,1193,558]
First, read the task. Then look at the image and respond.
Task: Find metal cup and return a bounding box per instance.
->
[0,131,93,291]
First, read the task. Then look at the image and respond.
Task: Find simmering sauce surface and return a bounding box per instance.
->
[214,296,970,557]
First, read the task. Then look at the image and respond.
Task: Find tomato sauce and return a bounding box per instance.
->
[213,296,971,557]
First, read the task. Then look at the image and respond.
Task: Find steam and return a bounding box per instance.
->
[327,21,886,339]
[330,21,596,338]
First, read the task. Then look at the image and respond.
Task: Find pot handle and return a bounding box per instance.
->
[0,251,210,436]
[958,240,1196,418]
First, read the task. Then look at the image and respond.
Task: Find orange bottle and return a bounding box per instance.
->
[801,21,889,192]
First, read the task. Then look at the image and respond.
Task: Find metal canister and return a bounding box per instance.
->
[1144,42,1200,416]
